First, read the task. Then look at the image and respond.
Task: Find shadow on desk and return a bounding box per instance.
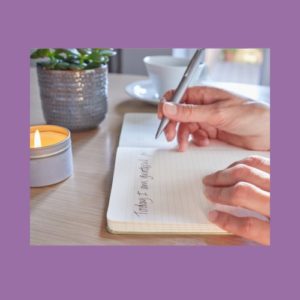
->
[114,99,156,116]
[98,226,254,246]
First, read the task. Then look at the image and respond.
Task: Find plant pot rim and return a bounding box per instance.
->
[37,63,108,73]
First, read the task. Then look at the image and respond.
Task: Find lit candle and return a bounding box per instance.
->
[34,130,42,148]
[30,127,67,148]
[30,125,73,187]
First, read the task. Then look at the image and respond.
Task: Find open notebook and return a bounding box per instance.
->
[107,113,269,234]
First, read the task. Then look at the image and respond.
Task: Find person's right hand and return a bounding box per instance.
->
[157,86,270,152]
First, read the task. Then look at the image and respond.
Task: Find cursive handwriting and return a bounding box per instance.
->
[134,152,154,217]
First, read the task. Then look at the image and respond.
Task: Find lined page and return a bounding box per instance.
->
[119,113,177,149]
[107,146,269,233]
[119,113,251,151]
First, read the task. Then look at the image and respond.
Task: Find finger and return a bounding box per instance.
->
[157,99,167,119]
[197,123,218,139]
[163,89,176,101]
[177,123,190,152]
[157,101,163,119]
[164,121,177,141]
[182,86,237,104]
[177,123,200,151]
[208,210,270,245]
[185,86,244,105]
[158,100,178,141]
[164,86,236,105]
[228,156,270,174]
[204,182,270,217]
[192,129,210,147]
[162,102,222,125]
[203,164,270,192]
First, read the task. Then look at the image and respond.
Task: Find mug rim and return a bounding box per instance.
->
[143,55,190,69]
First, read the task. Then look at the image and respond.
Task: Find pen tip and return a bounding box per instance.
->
[155,130,162,139]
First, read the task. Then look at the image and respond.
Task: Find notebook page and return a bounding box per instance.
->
[119,113,176,149]
[107,146,269,233]
[119,113,250,151]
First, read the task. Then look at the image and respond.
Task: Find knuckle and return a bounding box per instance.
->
[231,164,249,179]
[244,155,262,167]
[240,164,253,178]
[180,104,194,121]
[232,182,250,202]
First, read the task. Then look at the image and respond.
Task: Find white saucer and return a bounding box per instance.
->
[125,79,270,105]
[125,80,160,105]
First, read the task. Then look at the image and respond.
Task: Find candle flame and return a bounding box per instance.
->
[34,129,42,148]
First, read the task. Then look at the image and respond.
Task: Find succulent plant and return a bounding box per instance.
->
[30,48,116,70]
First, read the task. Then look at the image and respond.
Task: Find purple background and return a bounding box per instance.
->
[0,0,299,299]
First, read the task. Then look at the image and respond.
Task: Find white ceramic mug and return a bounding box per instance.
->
[144,55,205,97]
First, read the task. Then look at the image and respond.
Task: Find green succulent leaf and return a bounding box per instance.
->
[77,48,92,56]
[98,49,116,56]
[53,62,70,70]
[31,48,116,70]
[30,49,52,59]
[85,62,102,69]
[68,63,86,70]
[66,48,81,57]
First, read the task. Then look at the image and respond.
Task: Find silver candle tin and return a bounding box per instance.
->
[30,125,73,187]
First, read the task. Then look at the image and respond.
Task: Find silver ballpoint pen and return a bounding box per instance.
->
[155,48,205,139]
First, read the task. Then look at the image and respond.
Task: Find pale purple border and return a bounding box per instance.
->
[0,1,299,299]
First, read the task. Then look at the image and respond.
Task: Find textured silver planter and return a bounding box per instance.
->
[37,65,108,131]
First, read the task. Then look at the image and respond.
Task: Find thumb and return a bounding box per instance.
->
[162,102,221,126]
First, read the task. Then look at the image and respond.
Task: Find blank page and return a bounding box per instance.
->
[119,113,176,149]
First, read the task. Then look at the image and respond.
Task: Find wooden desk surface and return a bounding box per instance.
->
[30,68,262,246]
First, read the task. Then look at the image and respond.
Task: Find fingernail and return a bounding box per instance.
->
[163,102,177,116]
[178,143,187,152]
[166,132,172,141]
[208,211,218,222]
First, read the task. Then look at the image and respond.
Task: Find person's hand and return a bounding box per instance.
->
[203,155,270,245]
[157,86,270,151]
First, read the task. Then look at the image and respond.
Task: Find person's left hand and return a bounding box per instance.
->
[203,155,270,245]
